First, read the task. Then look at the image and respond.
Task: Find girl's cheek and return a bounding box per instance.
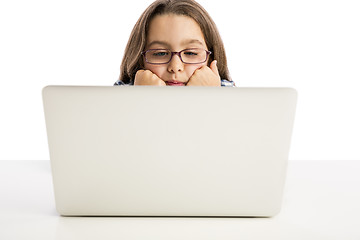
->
[145,64,166,77]
[186,63,205,76]
[144,63,206,80]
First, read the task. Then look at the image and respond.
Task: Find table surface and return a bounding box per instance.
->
[1,160,359,240]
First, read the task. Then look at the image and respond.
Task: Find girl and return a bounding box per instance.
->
[114,0,235,87]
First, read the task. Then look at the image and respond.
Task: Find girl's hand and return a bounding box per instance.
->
[134,70,166,86]
[186,60,221,86]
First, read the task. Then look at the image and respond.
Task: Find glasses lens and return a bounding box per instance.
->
[181,49,207,64]
[146,49,171,64]
[144,49,209,64]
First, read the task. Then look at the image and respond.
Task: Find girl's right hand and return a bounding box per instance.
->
[134,70,166,86]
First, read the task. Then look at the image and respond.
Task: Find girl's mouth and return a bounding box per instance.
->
[166,81,186,86]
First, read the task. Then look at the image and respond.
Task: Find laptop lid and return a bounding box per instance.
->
[42,86,297,217]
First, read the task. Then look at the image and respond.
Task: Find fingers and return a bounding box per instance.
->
[187,61,221,86]
[134,70,166,86]
[209,60,220,78]
[135,61,220,87]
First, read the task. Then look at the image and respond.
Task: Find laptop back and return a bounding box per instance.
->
[42,86,297,217]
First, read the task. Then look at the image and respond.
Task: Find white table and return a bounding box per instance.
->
[1,160,359,239]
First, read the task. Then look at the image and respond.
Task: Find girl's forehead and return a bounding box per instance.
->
[146,14,206,49]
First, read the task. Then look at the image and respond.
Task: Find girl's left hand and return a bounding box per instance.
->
[186,60,221,86]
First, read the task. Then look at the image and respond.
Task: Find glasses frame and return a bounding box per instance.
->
[141,48,212,65]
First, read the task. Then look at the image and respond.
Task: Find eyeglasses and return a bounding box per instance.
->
[142,48,212,65]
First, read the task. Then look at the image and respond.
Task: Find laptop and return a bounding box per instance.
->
[42,86,297,217]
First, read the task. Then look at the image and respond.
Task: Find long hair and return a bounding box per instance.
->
[119,0,231,83]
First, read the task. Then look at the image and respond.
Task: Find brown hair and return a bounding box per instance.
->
[119,0,231,84]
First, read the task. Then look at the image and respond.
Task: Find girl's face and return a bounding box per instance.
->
[144,14,208,86]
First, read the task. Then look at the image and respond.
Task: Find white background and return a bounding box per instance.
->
[0,0,359,160]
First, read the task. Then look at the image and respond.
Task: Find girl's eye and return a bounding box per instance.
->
[153,51,169,57]
[184,51,198,56]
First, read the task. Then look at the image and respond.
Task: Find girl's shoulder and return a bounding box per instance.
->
[114,79,236,87]
[220,79,236,87]
[114,80,134,86]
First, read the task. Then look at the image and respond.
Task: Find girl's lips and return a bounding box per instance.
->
[166,81,185,86]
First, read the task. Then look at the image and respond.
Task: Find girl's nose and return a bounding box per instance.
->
[167,54,184,73]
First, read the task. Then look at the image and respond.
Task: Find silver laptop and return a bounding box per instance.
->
[42,86,297,217]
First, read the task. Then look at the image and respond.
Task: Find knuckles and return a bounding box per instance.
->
[188,66,220,86]
[135,70,165,86]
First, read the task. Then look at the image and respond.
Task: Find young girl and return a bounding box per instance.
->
[114,0,235,87]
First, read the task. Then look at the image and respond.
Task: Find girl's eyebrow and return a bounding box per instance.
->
[181,39,205,46]
[147,39,205,49]
[147,41,170,48]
